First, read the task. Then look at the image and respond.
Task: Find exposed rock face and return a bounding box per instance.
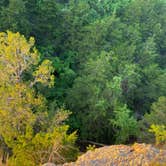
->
[42,163,56,166]
[63,143,166,166]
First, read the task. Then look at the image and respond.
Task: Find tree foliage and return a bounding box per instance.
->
[139,96,166,143]
[149,124,166,145]
[111,104,138,143]
[0,31,77,165]
[0,1,166,163]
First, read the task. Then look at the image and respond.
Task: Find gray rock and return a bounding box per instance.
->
[42,163,56,166]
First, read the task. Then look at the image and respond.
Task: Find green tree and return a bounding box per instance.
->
[111,104,138,143]
[139,96,166,143]
[0,0,165,146]
[0,0,30,35]
[67,51,138,143]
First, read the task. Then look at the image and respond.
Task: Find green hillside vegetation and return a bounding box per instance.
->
[0,0,165,165]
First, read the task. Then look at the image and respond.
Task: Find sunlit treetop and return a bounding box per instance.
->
[0,31,54,87]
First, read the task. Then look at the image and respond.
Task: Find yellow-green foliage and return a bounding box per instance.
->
[0,31,38,84]
[8,125,78,166]
[0,31,54,87]
[0,83,46,144]
[86,145,96,151]
[149,124,166,145]
[0,31,78,165]
[33,59,55,87]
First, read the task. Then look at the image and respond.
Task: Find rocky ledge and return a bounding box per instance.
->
[63,143,166,166]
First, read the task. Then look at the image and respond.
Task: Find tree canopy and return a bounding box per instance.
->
[0,0,166,164]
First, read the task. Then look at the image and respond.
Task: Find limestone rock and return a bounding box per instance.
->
[63,143,166,166]
[42,163,56,166]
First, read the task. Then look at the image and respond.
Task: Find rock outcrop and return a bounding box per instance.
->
[43,163,56,166]
[63,143,166,166]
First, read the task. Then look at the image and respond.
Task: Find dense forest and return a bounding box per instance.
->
[0,0,166,165]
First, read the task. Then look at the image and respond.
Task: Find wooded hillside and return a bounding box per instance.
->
[0,0,165,165]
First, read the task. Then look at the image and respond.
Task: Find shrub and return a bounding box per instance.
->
[149,124,166,145]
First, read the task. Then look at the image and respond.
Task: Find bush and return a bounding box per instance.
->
[8,125,78,166]
[149,124,166,145]
[139,96,166,143]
